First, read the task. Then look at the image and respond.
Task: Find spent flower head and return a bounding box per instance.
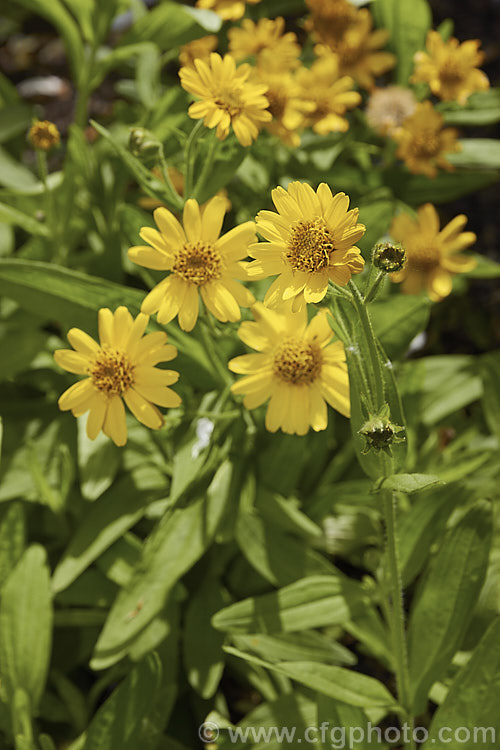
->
[28,120,60,151]
[359,404,405,455]
[373,242,406,274]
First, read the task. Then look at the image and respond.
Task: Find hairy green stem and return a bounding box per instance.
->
[192,131,218,201]
[348,280,385,410]
[183,120,204,199]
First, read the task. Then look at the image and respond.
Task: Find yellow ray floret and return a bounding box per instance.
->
[412,30,489,105]
[179,52,272,147]
[196,0,261,22]
[54,307,181,446]
[229,303,350,435]
[393,100,460,178]
[389,204,477,301]
[128,196,256,331]
[228,17,301,73]
[247,181,365,311]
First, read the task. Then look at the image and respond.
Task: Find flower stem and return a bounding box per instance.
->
[184,120,204,199]
[199,307,233,388]
[158,146,184,211]
[348,279,385,410]
[382,484,415,749]
[192,131,218,201]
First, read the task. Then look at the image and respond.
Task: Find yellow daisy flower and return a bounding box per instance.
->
[295,54,362,135]
[128,196,256,331]
[389,204,477,301]
[229,303,350,435]
[253,70,313,147]
[228,17,301,73]
[54,307,181,447]
[412,30,489,105]
[365,85,417,136]
[178,35,218,70]
[315,9,396,91]
[179,53,272,147]
[305,0,357,47]
[393,100,460,178]
[247,181,365,311]
[195,0,261,22]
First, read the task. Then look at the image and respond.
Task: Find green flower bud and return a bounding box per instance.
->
[128,128,162,164]
[359,404,405,454]
[373,241,406,273]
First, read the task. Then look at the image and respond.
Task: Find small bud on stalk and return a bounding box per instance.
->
[373,241,406,274]
[359,403,405,454]
[28,120,61,151]
[128,127,162,165]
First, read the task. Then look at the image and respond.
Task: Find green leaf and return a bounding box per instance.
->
[465,253,500,278]
[390,167,499,204]
[408,502,492,713]
[83,653,162,750]
[427,618,500,747]
[235,511,333,587]
[0,502,25,590]
[370,294,431,360]
[0,147,38,192]
[120,1,219,48]
[398,487,458,586]
[0,546,52,710]
[415,355,483,425]
[372,473,443,494]
[0,103,33,144]
[212,575,367,635]
[372,0,432,84]
[449,139,500,169]
[52,472,155,594]
[442,89,500,126]
[316,695,373,750]
[183,576,225,699]
[0,258,215,387]
[225,648,397,709]
[480,352,500,442]
[92,460,233,667]
[77,422,121,501]
[234,631,356,667]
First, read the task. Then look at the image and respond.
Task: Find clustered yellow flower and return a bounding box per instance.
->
[55,307,181,446]
[228,17,301,72]
[412,30,489,105]
[229,304,350,435]
[307,1,396,90]
[393,101,460,178]
[179,52,271,146]
[53,12,487,444]
[389,204,477,301]
[247,182,365,311]
[128,196,256,331]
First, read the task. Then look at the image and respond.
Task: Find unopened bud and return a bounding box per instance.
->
[373,242,406,273]
[128,128,162,164]
[359,404,405,454]
[28,120,60,151]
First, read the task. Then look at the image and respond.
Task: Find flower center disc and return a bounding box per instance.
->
[173,241,223,286]
[273,338,322,385]
[411,130,440,159]
[214,88,244,118]
[439,58,465,86]
[91,348,134,395]
[407,239,440,271]
[286,217,334,272]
